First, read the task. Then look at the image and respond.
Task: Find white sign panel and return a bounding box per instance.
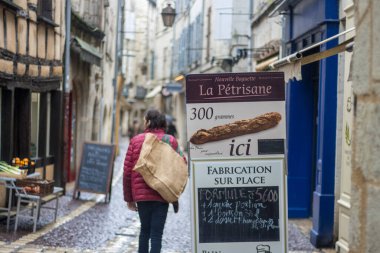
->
[187,102,285,159]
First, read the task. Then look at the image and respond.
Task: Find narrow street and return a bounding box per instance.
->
[1,0,379,252]
[1,137,333,253]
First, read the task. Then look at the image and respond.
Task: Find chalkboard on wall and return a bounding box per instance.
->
[198,186,280,243]
[75,142,115,202]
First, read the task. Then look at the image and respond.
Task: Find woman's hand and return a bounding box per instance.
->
[127,202,138,211]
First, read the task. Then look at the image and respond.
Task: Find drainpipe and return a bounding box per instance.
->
[64,1,71,95]
[111,0,122,144]
[61,0,71,189]
[170,20,176,80]
[249,0,253,72]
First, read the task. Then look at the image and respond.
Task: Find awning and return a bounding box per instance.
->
[71,37,102,66]
[270,27,355,69]
[300,38,354,65]
[145,85,162,99]
[255,55,279,71]
[270,27,356,81]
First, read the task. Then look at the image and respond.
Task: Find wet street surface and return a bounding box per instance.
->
[0,137,333,253]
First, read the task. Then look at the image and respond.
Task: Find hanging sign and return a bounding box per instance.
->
[186,72,287,253]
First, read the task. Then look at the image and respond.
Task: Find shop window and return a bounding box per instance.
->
[37,0,53,21]
[30,93,40,158]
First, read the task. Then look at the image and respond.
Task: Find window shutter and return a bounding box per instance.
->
[38,0,53,20]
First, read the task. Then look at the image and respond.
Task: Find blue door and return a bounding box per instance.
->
[287,60,319,218]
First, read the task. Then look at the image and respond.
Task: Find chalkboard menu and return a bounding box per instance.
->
[75,142,115,200]
[198,186,280,243]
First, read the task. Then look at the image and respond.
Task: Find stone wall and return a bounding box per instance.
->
[350,0,380,252]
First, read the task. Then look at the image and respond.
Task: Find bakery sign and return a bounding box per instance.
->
[186,72,287,253]
[186,72,286,160]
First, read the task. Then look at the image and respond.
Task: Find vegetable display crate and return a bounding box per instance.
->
[0,171,28,179]
[16,179,54,196]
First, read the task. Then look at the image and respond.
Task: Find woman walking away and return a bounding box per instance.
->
[123,109,184,253]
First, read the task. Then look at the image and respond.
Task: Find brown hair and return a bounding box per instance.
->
[145,109,167,130]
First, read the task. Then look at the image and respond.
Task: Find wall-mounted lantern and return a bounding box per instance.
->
[161,3,176,27]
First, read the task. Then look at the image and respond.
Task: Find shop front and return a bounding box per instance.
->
[0,0,65,189]
[277,0,339,247]
[1,86,63,183]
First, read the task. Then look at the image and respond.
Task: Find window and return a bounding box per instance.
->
[31,93,40,158]
[148,0,156,6]
[37,0,53,20]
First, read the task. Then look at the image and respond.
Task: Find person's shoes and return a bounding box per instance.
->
[172,202,179,213]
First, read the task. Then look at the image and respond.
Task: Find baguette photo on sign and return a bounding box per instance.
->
[189,112,282,145]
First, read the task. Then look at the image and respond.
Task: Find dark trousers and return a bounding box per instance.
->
[137,201,169,253]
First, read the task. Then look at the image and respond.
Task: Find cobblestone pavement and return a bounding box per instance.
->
[0,137,335,253]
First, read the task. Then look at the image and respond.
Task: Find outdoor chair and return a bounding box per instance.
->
[0,176,63,233]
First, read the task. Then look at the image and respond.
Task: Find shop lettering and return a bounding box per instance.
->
[218,84,272,96]
[207,165,272,175]
[229,139,252,156]
[236,176,265,184]
[199,85,213,95]
[199,84,272,97]
[214,176,265,185]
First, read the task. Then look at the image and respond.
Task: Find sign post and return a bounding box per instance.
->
[186,72,287,253]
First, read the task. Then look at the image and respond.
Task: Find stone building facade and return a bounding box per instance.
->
[350,0,380,252]
[0,0,65,185]
[65,0,118,182]
[145,0,251,148]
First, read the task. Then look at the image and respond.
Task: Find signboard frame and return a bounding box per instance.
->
[185,72,288,253]
[74,141,115,203]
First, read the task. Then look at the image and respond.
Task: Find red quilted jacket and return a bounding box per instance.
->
[123,128,182,203]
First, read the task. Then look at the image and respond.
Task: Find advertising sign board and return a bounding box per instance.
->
[186,72,287,253]
[186,72,286,160]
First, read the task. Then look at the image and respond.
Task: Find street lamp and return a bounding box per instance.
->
[161,3,176,27]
